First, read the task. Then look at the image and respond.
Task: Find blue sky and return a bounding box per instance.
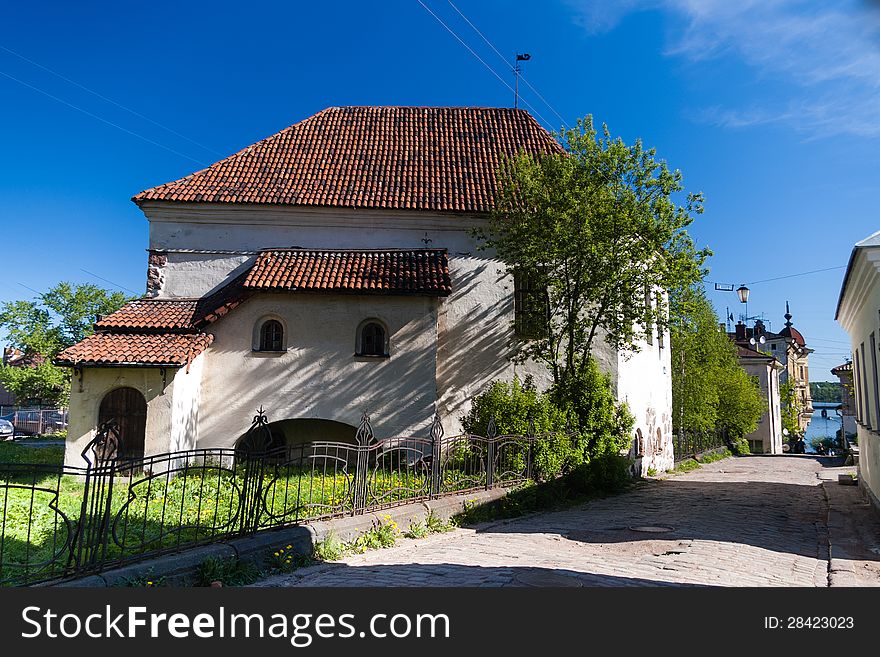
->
[1,0,878,379]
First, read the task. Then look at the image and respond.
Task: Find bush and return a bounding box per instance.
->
[462,375,576,480]
[730,437,751,456]
[463,361,636,486]
[550,357,635,464]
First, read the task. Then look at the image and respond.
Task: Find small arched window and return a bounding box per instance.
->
[259,319,284,351]
[358,321,387,357]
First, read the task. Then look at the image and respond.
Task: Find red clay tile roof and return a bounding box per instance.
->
[55,333,213,367]
[133,106,562,212]
[96,299,199,331]
[97,268,254,332]
[243,249,451,295]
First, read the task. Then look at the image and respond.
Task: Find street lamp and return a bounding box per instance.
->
[736,285,750,325]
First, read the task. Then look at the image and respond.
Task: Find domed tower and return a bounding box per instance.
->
[778,302,814,432]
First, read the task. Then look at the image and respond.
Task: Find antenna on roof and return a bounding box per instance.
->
[514,53,530,109]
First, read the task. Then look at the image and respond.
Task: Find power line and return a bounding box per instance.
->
[414,0,555,131]
[0,69,208,166]
[445,0,568,128]
[745,265,846,286]
[17,282,41,295]
[79,269,140,296]
[0,44,225,158]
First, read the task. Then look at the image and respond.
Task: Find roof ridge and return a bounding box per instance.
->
[258,247,448,253]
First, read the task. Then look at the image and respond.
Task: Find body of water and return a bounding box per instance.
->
[803,401,843,453]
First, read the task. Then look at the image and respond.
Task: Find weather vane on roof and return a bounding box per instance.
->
[514,53,531,109]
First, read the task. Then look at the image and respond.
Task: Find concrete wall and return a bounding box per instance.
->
[617,320,673,475]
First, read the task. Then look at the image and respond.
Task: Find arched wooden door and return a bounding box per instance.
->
[98,387,147,461]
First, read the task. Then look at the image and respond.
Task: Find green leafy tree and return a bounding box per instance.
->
[780,379,803,438]
[669,285,725,432]
[0,282,131,406]
[715,367,765,438]
[670,284,764,439]
[809,381,842,403]
[478,115,710,390]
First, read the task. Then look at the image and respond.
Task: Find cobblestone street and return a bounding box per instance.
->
[253,455,880,588]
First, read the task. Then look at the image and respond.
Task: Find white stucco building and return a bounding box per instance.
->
[836,230,880,511]
[735,344,784,454]
[56,106,673,474]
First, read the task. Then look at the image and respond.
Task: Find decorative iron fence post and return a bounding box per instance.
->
[237,407,273,535]
[70,421,118,572]
[526,416,536,481]
[429,413,443,498]
[486,417,496,489]
[353,412,373,515]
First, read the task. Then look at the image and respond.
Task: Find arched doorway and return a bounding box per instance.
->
[98,387,147,461]
[236,418,359,451]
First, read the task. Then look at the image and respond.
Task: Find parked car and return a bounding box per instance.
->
[0,418,13,440]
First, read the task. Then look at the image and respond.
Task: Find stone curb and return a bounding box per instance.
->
[50,488,510,587]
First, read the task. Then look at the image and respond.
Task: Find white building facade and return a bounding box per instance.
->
[836,230,880,511]
[57,107,673,475]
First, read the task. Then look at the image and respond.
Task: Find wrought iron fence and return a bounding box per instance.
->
[1,411,539,586]
[672,428,730,462]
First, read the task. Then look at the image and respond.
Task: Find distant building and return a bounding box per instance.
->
[735,343,784,454]
[830,361,857,439]
[729,304,814,433]
[836,229,880,512]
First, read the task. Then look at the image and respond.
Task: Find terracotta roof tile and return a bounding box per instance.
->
[96,300,199,331]
[243,249,451,295]
[55,333,213,367]
[133,106,562,212]
[96,268,254,331]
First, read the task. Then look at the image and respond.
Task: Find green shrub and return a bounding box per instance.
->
[698,448,731,463]
[672,458,701,473]
[462,367,634,484]
[730,437,751,456]
[549,357,635,465]
[462,375,577,480]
